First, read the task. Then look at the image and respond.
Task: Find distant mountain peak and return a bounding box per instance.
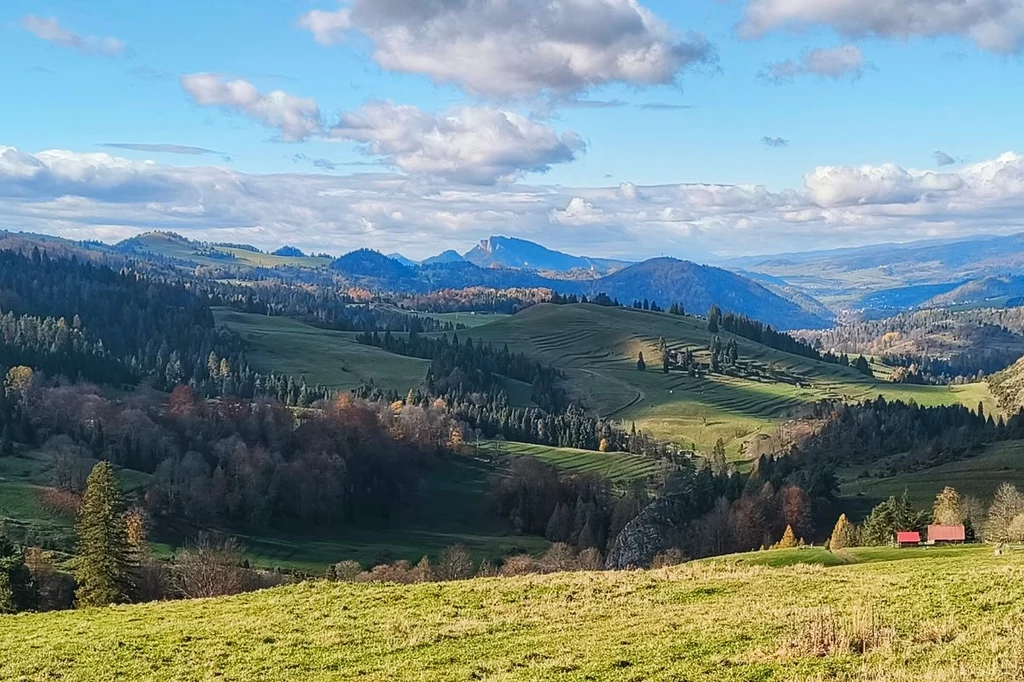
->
[464,235,631,275]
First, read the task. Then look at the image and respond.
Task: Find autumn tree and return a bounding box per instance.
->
[828,514,857,551]
[779,486,814,540]
[984,483,1024,543]
[772,525,799,549]
[931,486,965,526]
[436,545,473,581]
[174,533,247,599]
[75,461,136,607]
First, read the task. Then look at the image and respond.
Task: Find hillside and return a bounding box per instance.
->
[117,232,332,269]
[466,304,996,455]
[923,275,1024,308]
[734,231,1024,312]
[2,548,1020,681]
[594,258,830,329]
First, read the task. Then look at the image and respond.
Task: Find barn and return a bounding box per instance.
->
[927,525,966,544]
[896,531,921,547]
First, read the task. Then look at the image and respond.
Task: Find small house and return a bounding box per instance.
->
[927,525,966,545]
[896,531,921,547]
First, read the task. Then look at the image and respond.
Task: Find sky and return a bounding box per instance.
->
[2,0,1024,262]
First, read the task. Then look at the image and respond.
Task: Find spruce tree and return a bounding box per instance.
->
[0,425,14,458]
[0,530,35,613]
[75,461,136,607]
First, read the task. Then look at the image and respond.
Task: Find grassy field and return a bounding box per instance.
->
[2,546,1023,681]
[418,311,511,328]
[839,439,1024,512]
[467,304,999,457]
[213,309,430,394]
[484,440,671,485]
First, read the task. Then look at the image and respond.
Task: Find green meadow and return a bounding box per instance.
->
[2,546,1022,681]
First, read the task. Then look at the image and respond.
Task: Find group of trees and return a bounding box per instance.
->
[798,307,1024,384]
[790,397,1019,476]
[826,484,1024,549]
[708,307,873,376]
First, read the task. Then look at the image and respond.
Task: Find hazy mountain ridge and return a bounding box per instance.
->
[464,236,632,275]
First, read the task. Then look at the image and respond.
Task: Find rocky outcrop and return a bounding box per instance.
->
[604,495,687,570]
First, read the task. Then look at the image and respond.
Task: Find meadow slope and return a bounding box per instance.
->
[468,304,999,456]
[1,548,1022,681]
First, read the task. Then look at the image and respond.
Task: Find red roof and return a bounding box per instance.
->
[896,531,921,544]
[928,525,966,542]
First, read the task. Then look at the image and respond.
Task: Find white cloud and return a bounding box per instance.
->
[934,151,957,166]
[763,45,866,82]
[6,144,1024,259]
[330,101,585,184]
[181,74,323,142]
[740,0,1024,54]
[179,78,583,184]
[21,16,125,56]
[297,8,352,45]
[298,0,713,97]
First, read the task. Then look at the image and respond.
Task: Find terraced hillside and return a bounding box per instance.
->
[213,309,430,394]
[468,304,999,456]
[485,441,671,485]
[2,547,1021,681]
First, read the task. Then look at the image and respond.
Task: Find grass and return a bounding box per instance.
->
[213,309,430,393]
[417,311,511,328]
[2,546,1023,680]
[467,304,999,457]
[839,439,1024,512]
[484,440,670,485]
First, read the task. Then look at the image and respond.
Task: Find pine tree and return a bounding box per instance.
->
[75,461,136,607]
[0,530,35,613]
[828,514,856,551]
[0,425,14,458]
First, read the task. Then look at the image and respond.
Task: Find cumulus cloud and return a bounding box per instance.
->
[762,45,866,82]
[21,16,125,56]
[179,78,581,184]
[740,0,1024,54]
[298,0,713,97]
[329,101,585,184]
[762,136,789,148]
[181,74,322,142]
[6,144,1024,258]
[934,150,958,166]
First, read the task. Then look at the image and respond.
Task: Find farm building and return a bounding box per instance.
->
[896,531,921,547]
[927,525,966,544]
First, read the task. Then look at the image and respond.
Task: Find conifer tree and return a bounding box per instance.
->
[75,461,136,607]
[0,425,14,458]
[0,530,35,614]
[828,514,856,551]
[772,525,798,549]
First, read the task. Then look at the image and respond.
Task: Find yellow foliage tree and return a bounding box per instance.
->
[828,514,856,551]
[772,525,799,550]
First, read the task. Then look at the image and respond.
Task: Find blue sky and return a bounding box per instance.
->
[3,0,1024,260]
